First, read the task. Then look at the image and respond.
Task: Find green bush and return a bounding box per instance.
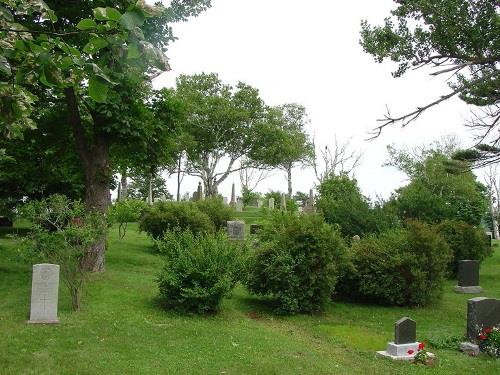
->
[156,230,242,313]
[337,220,452,307]
[195,198,234,231]
[139,201,214,239]
[264,191,298,212]
[245,212,347,314]
[436,220,492,277]
[108,199,148,239]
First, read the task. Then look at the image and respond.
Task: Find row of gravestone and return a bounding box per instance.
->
[377,296,500,360]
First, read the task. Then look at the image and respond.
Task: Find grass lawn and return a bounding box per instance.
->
[1,213,499,374]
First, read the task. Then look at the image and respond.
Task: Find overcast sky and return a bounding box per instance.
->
[151,0,479,200]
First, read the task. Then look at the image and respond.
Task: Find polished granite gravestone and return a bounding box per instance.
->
[455,260,482,294]
[377,317,433,360]
[27,264,60,324]
[226,221,244,241]
[466,297,500,341]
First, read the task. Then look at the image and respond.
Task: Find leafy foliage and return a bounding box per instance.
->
[156,230,242,314]
[245,213,347,314]
[195,198,234,231]
[337,221,452,307]
[436,220,492,276]
[20,194,107,310]
[108,199,148,239]
[138,201,214,239]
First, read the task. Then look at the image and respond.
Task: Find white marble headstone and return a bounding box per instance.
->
[227,221,245,241]
[28,264,60,324]
[268,198,275,209]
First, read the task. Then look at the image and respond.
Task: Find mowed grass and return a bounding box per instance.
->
[0,214,499,374]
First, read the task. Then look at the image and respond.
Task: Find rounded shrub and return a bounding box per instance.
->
[337,220,452,307]
[245,212,347,314]
[108,199,148,239]
[436,220,492,277]
[156,230,242,313]
[195,198,234,231]
[138,201,214,239]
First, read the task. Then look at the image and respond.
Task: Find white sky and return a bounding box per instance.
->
[150,0,480,201]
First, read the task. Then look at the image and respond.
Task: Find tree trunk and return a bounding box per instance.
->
[490,198,499,239]
[65,87,110,273]
[177,156,182,202]
[147,174,153,205]
[286,166,293,198]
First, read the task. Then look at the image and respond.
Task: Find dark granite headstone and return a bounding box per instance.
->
[249,224,262,235]
[458,260,480,287]
[467,297,500,341]
[394,317,416,345]
[485,234,492,249]
[0,217,13,227]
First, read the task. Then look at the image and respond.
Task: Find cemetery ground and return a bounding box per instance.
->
[0,219,499,374]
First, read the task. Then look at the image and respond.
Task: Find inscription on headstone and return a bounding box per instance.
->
[227,221,245,241]
[467,297,500,341]
[28,264,60,324]
[394,317,416,345]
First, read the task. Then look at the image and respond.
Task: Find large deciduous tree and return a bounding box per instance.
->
[361,0,499,149]
[0,1,211,271]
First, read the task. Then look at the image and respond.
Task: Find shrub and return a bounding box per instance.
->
[241,187,260,207]
[156,230,242,313]
[436,220,492,276]
[337,220,452,307]
[195,198,234,231]
[139,201,214,239]
[108,199,148,239]
[245,212,347,314]
[20,194,107,311]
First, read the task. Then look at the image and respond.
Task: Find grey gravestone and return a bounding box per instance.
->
[223,197,228,205]
[28,264,60,324]
[467,297,500,341]
[394,317,416,345]
[268,198,275,209]
[230,183,236,206]
[280,193,287,211]
[250,224,263,235]
[235,200,243,212]
[227,221,244,241]
[458,260,480,287]
[455,260,482,293]
[257,199,263,208]
[197,182,204,201]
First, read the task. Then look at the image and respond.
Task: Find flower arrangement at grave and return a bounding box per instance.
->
[478,326,500,358]
[412,342,434,365]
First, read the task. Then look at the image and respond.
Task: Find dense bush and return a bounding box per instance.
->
[108,199,148,239]
[316,174,377,238]
[195,198,234,231]
[156,230,242,313]
[337,220,452,307]
[20,194,107,311]
[436,220,492,276]
[139,202,214,239]
[245,212,347,314]
[241,187,261,207]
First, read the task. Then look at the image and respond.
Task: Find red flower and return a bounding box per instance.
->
[479,334,487,340]
[484,327,493,334]
[418,342,425,351]
[407,349,414,355]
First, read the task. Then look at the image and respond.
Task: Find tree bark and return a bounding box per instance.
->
[120,170,128,200]
[286,165,293,198]
[65,87,110,273]
[177,156,182,202]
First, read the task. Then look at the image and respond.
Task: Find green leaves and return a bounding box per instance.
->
[119,9,145,30]
[76,19,97,30]
[83,36,108,54]
[88,76,109,103]
[0,5,14,22]
[93,7,122,21]
[127,43,141,59]
[0,56,11,76]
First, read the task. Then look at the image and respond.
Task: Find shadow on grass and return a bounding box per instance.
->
[0,227,30,238]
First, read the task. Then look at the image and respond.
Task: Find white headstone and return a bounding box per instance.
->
[223,197,228,205]
[257,198,263,208]
[28,264,60,324]
[227,221,245,241]
[235,200,243,212]
[268,198,275,209]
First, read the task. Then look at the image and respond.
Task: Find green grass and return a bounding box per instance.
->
[1,218,499,374]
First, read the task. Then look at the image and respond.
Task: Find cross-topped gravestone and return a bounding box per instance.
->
[226,221,244,241]
[394,317,416,345]
[467,297,500,341]
[28,264,60,324]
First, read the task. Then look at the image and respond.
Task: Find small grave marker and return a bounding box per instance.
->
[455,260,482,294]
[28,264,60,324]
[227,221,244,241]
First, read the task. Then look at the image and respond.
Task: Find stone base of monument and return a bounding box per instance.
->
[459,342,480,356]
[454,286,482,294]
[27,318,59,324]
[376,342,434,361]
